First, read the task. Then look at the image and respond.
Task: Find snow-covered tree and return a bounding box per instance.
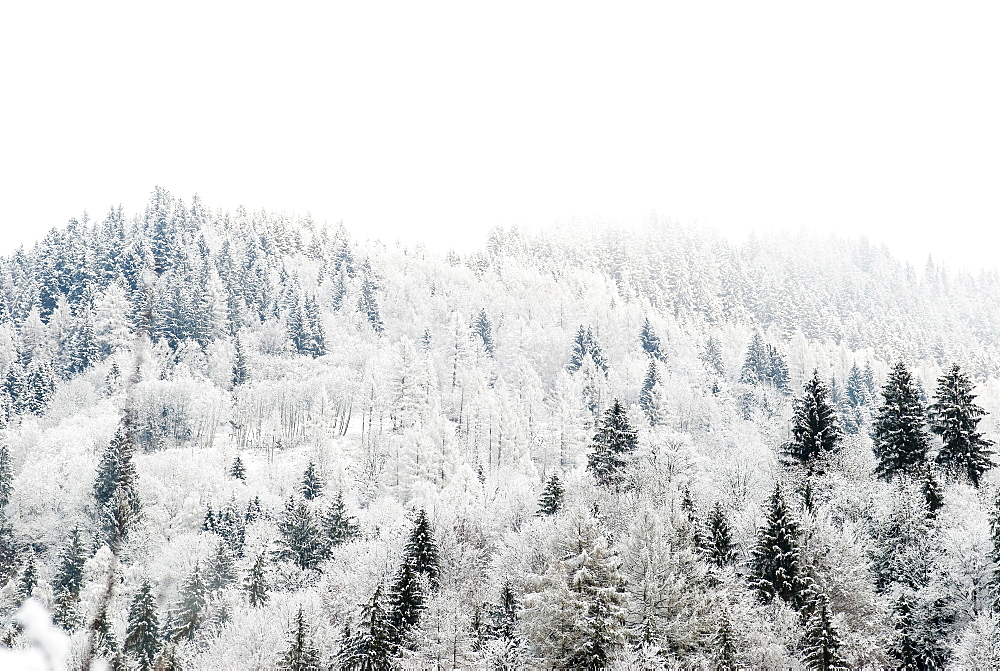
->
[873,362,931,481]
[929,363,995,487]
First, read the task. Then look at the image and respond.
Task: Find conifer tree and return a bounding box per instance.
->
[713,611,739,671]
[338,584,396,670]
[929,363,995,487]
[321,492,360,553]
[125,579,161,671]
[53,525,88,628]
[278,607,321,671]
[873,362,931,480]
[802,592,846,670]
[740,333,769,386]
[567,325,589,374]
[274,497,325,570]
[246,552,270,607]
[785,370,843,473]
[202,504,216,532]
[639,317,662,360]
[701,335,725,376]
[0,518,18,585]
[587,399,638,489]
[17,556,37,602]
[403,509,440,586]
[0,438,12,509]
[536,473,564,516]
[229,455,246,481]
[232,337,249,388]
[357,268,384,335]
[638,360,661,426]
[300,461,324,501]
[171,562,207,641]
[303,295,326,357]
[750,484,803,606]
[706,502,735,567]
[206,540,237,591]
[93,420,142,547]
[92,601,121,668]
[921,461,944,517]
[387,559,425,645]
[473,308,494,356]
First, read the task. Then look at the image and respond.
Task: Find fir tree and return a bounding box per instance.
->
[338,584,396,670]
[567,325,589,374]
[321,492,360,553]
[929,363,995,487]
[403,509,440,586]
[750,484,804,606]
[587,328,608,375]
[706,502,735,567]
[784,370,844,473]
[802,592,846,670]
[873,362,931,481]
[202,503,216,532]
[278,607,321,671]
[92,601,121,668]
[300,460,324,501]
[638,360,661,426]
[232,337,249,388]
[93,420,142,547]
[387,559,425,646]
[701,335,725,376]
[206,540,237,591]
[52,525,88,628]
[536,473,564,516]
[921,461,944,517]
[713,611,739,671]
[17,556,37,602]
[357,267,384,335]
[125,579,161,671]
[0,518,18,586]
[229,455,246,481]
[303,295,326,357]
[246,552,270,607]
[0,438,12,509]
[587,399,638,489]
[171,562,208,641]
[274,497,325,570]
[473,308,495,356]
[245,496,264,523]
[740,332,769,386]
[639,317,662,360]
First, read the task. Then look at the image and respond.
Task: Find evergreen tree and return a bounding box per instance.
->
[171,562,208,641]
[387,559,425,645]
[246,552,270,607]
[125,579,161,671]
[300,461,324,501]
[921,461,944,517]
[639,317,662,360]
[403,509,440,586]
[17,556,37,601]
[713,611,739,671]
[357,267,384,335]
[740,332,769,386]
[202,503,216,532]
[750,484,804,606]
[206,540,237,591]
[845,362,869,408]
[638,360,661,426]
[587,399,638,489]
[929,363,995,487]
[784,370,844,473]
[473,308,495,356]
[278,607,321,671]
[245,496,264,523]
[321,492,360,553]
[93,420,142,547]
[92,600,121,668]
[229,455,246,481]
[274,497,325,570]
[701,335,725,376]
[0,438,12,509]
[232,337,249,388]
[873,362,931,481]
[0,518,19,585]
[567,325,589,374]
[338,584,396,670]
[706,502,735,567]
[303,295,326,357]
[802,592,846,670]
[587,327,608,375]
[52,525,88,628]
[536,473,564,516]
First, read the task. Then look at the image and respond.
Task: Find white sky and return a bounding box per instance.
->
[1,2,998,270]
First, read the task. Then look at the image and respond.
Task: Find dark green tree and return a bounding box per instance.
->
[52,525,88,628]
[587,399,638,489]
[278,607,321,671]
[802,592,846,670]
[873,362,931,481]
[321,492,360,554]
[125,579,161,671]
[303,295,326,357]
[638,360,660,426]
[301,461,324,500]
[230,455,246,481]
[206,540,237,591]
[473,308,494,356]
[750,484,803,606]
[246,552,270,608]
[929,363,995,487]
[274,497,325,570]
[232,337,249,388]
[338,584,396,670]
[17,556,37,601]
[639,317,662,360]
[706,502,735,567]
[536,473,564,516]
[93,420,142,547]
[921,461,944,518]
[0,438,12,508]
[357,266,384,335]
[784,370,844,473]
[713,611,739,671]
[170,562,208,641]
[403,509,440,586]
[387,559,425,646]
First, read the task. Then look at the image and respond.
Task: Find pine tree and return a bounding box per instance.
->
[125,579,161,671]
[171,562,207,641]
[274,497,325,570]
[232,337,249,388]
[536,473,564,516]
[639,317,662,360]
[278,607,321,671]
[802,592,846,670]
[587,399,638,489]
[473,308,494,356]
[713,611,739,670]
[785,370,844,473]
[0,518,18,586]
[846,362,868,408]
[706,502,735,567]
[93,420,142,547]
[303,295,326,357]
[321,492,360,554]
[929,363,995,487]
[206,540,237,591]
[301,461,324,500]
[921,461,944,517]
[387,559,425,645]
[338,584,396,670]
[587,328,608,375]
[230,455,246,480]
[750,484,803,606]
[873,362,931,481]
[17,556,37,601]
[92,600,121,668]
[0,438,12,509]
[246,552,270,607]
[740,332,769,386]
[403,509,440,586]
[701,335,725,376]
[357,267,384,335]
[52,525,88,628]
[202,503,216,532]
[638,360,661,426]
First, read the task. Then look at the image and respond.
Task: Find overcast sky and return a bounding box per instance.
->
[2,2,998,269]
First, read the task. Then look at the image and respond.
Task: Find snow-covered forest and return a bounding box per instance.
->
[3,187,1000,669]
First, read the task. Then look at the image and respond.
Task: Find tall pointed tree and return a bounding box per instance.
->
[93,420,142,547]
[929,363,995,487]
[706,502,736,567]
[537,474,564,516]
[403,509,440,586]
[873,362,931,481]
[278,607,321,671]
[784,370,843,473]
[639,317,662,360]
[587,399,638,490]
[274,497,325,570]
[320,492,360,554]
[802,592,846,670]
[171,563,207,641]
[300,461,324,501]
[246,552,270,608]
[750,484,804,606]
[638,360,661,426]
[52,525,88,629]
[338,584,396,670]
[0,438,12,509]
[125,579,161,671]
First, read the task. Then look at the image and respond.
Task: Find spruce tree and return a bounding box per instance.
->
[53,525,88,628]
[639,317,662,360]
[93,420,142,547]
[274,497,325,570]
[300,461,324,501]
[125,579,161,671]
[202,504,216,532]
[713,611,739,671]
[785,370,844,473]
[387,559,425,646]
[403,509,440,586]
[740,332,769,386]
[229,455,246,481]
[701,335,725,376]
[171,562,207,641]
[357,268,384,335]
[246,552,270,607]
[278,607,321,671]
[638,360,660,426]
[750,484,803,606]
[303,295,326,357]
[567,325,589,374]
[873,362,931,481]
[706,502,735,567]
[921,461,944,518]
[929,363,995,487]
[587,399,638,489]
[232,337,249,388]
[0,438,12,509]
[536,473,564,516]
[17,556,37,602]
[206,540,237,591]
[473,308,495,356]
[321,492,360,554]
[802,592,846,670]
[338,584,396,670]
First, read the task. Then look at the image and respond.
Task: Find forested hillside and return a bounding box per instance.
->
[1,188,999,668]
